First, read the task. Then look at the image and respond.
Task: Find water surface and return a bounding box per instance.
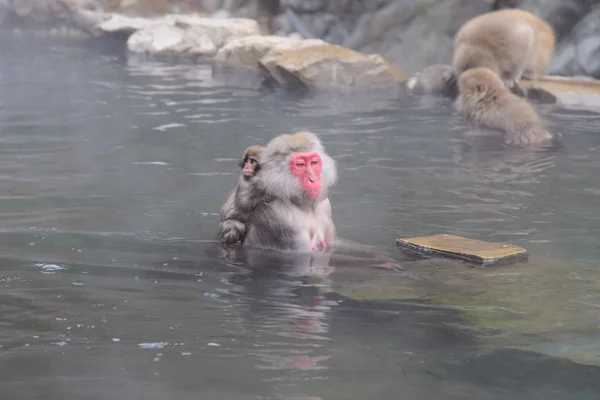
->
[0,37,600,399]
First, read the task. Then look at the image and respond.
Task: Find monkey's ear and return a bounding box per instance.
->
[476,83,484,93]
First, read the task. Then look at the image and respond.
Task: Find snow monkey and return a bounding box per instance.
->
[240,131,338,253]
[456,67,553,147]
[218,145,265,244]
[453,9,555,92]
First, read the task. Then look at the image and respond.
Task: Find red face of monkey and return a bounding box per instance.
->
[289,152,322,199]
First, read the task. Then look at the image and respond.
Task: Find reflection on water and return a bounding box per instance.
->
[0,37,599,399]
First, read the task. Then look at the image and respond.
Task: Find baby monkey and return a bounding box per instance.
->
[218,145,265,244]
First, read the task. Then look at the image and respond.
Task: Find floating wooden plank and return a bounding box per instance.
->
[396,234,528,266]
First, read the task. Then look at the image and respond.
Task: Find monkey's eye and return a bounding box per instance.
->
[296,161,305,168]
[250,159,257,165]
[310,160,318,166]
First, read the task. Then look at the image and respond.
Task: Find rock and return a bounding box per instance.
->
[406,64,457,97]
[201,0,224,13]
[310,12,337,38]
[58,6,112,36]
[64,9,260,58]
[9,0,105,25]
[127,18,260,59]
[280,0,325,13]
[127,17,260,59]
[12,0,86,23]
[213,35,325,69]
[105,0,208,16]
[274,0,490,75]
[259,43,407,91]
[179,17,260,49]
[73,0,107,11]
[127,24,191,57]
[212,9,231,19]
[521,75,600,109]
[515,0,591,41]
[222,0,245,11]
[97,13,158,35]
[571,6,600,78]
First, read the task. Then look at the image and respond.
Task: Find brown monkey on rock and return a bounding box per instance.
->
[453,9,555,93]
[240,131,338,253]
[456,67,554,147]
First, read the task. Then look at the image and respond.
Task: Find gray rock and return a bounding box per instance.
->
[280,0,325,13]
[222,0,245,11]
[311,12,337,39]
[212,9,231,19]
[516,0,591,40]
[127,24,189,56]
[127,16,261,58]
[272,13,293,33]
[98,13,159,34]
[200,0,224,13]
[273,0,489,75]
[572,6,600,77]
[549,38,581,75]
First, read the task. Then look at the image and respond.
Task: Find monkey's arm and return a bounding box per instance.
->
[218,187,246,244]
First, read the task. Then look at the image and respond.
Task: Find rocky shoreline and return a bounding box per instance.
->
[2,1,600,107]
[2,1,408,93]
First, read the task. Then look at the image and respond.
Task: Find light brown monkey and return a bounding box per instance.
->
[452,9,555,91]
[456,67,553,147]
[218,145,265,244]
[241,131,338,253]
[519,11,555,80]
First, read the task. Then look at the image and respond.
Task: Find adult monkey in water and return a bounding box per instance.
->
[218,145,265,244]
[242,131,338,253]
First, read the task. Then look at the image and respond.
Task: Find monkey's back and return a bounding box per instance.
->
[464,86,550,146]
[453,9,537,79]
[518,11,555,78]
[495,94,551,145]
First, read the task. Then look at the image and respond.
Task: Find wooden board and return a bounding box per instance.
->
[396,234,528,266]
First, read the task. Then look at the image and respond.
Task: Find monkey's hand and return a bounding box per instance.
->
[219,220,246,244]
